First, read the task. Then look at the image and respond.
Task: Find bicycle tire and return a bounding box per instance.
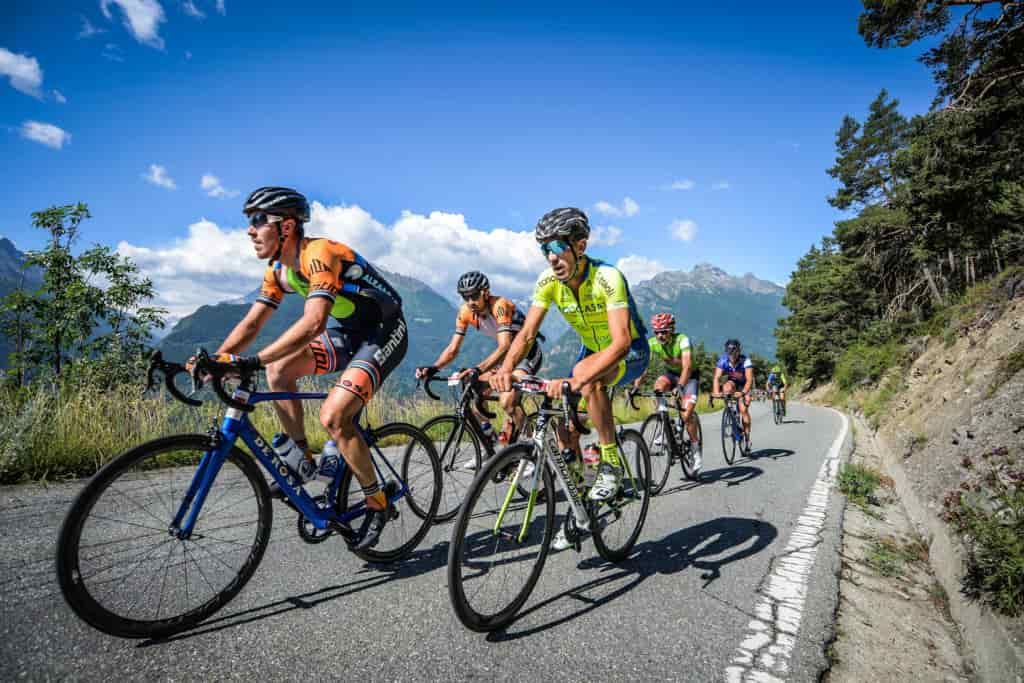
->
[342,422,441,563]
[592,428,650,562]
[55,434,272,639]
[722,408,738,465]
[640,414,672,495]
[447,444,555,632]
[421,415,481,523]
[679,416,703,481]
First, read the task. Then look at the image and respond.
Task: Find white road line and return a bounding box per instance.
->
[724,409,849,682]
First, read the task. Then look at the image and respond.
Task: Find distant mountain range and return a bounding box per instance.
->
[158,261,786,392]
[0,239,787,390]
[539,263,787,377]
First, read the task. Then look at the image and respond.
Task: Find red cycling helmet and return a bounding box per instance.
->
[651,313,675,332]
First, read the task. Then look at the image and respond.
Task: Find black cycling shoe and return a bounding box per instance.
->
[353,482,398,551]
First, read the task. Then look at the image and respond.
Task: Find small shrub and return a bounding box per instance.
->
[867,537,903,576]
[839,462,883,507]
[944,449,1024,617]
[834,341,906,391]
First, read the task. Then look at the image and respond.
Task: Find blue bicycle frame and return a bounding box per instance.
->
[169,387,408,540]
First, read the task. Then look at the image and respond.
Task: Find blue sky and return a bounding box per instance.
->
[3,1,938,319]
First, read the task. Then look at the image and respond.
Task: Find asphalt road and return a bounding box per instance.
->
[0,401,848,681]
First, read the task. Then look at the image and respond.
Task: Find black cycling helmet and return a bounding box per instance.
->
[243,187,310,222]
[457,271,489,296]
[725,339,742,353]
[535,207,590,243]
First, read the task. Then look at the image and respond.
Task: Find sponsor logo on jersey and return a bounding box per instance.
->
[309,258,331,275]
[373,317,408,366]
[344,264,364,280]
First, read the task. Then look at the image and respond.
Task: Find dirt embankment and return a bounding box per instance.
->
[820,282,1024,681]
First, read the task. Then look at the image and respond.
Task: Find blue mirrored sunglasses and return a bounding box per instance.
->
[539,239,571,257]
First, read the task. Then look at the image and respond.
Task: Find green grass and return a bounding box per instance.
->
[944,447,1024,617]
[0,378,722,484]
[867,537,904,577]
[838,462,883,508]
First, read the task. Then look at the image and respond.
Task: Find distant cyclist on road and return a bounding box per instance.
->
[191,186,406,550]
[766,364,788,415]
[712,339,754,449]
[490,207,649,550]
[416,270,544,464]
[631,312,703,473]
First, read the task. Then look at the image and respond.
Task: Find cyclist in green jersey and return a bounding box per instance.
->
[491,207,649,516]
[766,364,788,413]
[631,312,703,472]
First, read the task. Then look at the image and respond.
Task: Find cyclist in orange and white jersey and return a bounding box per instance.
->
[416,271,543,461]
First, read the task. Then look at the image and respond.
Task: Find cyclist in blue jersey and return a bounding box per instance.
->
[712,339,755,449]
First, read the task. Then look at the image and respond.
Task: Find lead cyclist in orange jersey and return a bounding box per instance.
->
[197,187,407,550]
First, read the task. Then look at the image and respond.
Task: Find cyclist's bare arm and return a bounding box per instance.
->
[742,367,754,394]
[712,367,723,396]
[491,305,545,391]
[677,350,692,386]
[567,306,631,390]
[253,297,332,365]
[216,301,275,355]
[425,333,464,374]
[475,330,512,374]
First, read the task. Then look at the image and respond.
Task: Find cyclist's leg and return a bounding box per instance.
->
[320,317,408,548]
[679,378,700,443]
[738,391,752,439]
[577,339,649,500]
[266,346,317,455]
[502,343,542,439]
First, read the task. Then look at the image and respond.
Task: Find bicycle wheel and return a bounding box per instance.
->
[342,422,441,563]
[773,398,782,425]
[679,416,703,480]
[640,414,672,495]
[421,415,481,523]
[448,444,555,632]
[592,429,650,562]
[56,434,272,639]
[721,409,738,465]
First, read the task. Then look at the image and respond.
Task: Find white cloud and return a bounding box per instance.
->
[215,0,226,14]
[0,48,44,98]
[78,15,107,39]
[20,121,71,149]
[182,1,204,18]
[101,0,167,49]
[119,203,551,319]
[669,218,698,242]
[589,225,622,247]
[669,179,695,191]
[144,164,176,189]
[593,196,639,218]
[616,255,667,285]
[102,43,125,62]
[53,89,67,103]
[201,173,239,198]
[712,181,731,191]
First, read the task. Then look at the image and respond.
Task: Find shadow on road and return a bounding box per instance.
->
[659,465,764,496]
[486,516,777,641]
[138,540,450,647]
[743,448,794,462]
[781,419,805,425]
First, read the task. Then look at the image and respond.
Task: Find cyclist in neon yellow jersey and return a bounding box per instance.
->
[766,364,788,415]
[632,312,703,472]
[491,207,649,548]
